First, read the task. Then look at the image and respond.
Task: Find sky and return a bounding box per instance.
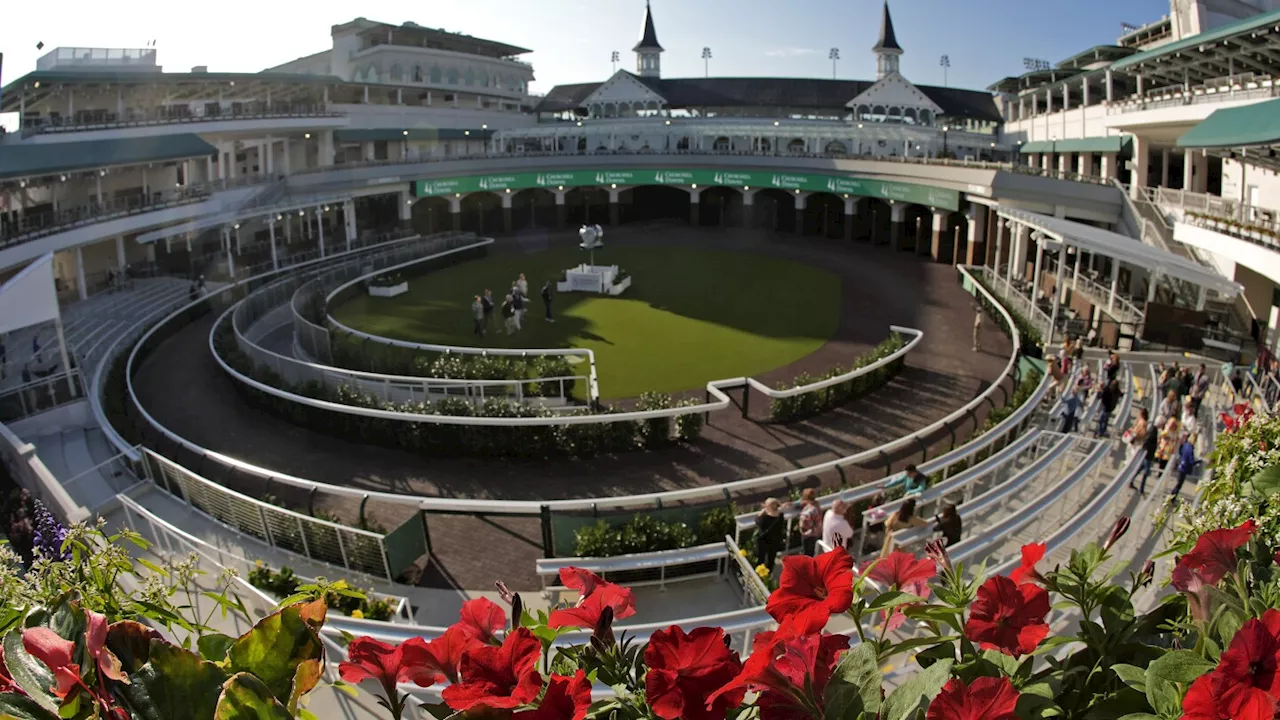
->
[0,0,1171,119]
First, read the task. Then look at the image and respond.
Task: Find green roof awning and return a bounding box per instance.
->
[333,128,496,143]
[1110,8,1280,72]
[1177,98,1280,148]
[1053,136,1131,153]
[0,134,216,181]
[1020,141,1055,153]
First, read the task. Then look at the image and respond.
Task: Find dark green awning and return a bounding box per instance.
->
[1053,136,1131,153]
[1110,8,1280,72]
[0,134,216,181]
[333,128,495,143]
[1020,141,1054,153]
[1177,98,1280,149]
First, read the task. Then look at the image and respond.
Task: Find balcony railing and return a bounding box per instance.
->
[1137,186,1280,253]
[0,174,274,249]
[21,104,342,136]
[1107,76,1279,114]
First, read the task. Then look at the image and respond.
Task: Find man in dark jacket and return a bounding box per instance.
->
[541,281,554,322]
[1096,377,1123,437]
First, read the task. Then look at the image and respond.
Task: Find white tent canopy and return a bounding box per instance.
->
[0,253,76,397]
[995,206,1242,297]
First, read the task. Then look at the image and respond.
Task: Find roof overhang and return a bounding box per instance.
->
[995,205,1241,296]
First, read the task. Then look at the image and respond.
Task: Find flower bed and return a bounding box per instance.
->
[769,332,908,423]
[246,563,401,621]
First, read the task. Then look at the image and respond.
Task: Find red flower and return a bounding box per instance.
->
[1182,674,1229,720]
[458,598,506,644]
[644,626,744,720]
[1215,609,1280,720]
[964,576,1050,657]
[548,583,636,629]
[22,627,82,698]
[443,627,544,712]
[926,677,1021,720]
[1171,562,1212,622]
[765,548,855,633]
[707,622,849,719]
[1179,520,1257,586]
[559,567,606,599]
[339,636,441,699]
[867,550,935,631]
[418,625,481,685]
[516,670,592,720]
[1009,543,1046,585]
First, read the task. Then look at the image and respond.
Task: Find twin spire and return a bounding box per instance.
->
[631,1,903,81]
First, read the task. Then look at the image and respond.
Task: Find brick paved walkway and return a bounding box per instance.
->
[132,225,1012,591]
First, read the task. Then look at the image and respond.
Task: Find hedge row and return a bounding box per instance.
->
[213,319,703,459]
[573,505,737,557]
[768,332,908,423]
[967,272,1044,355]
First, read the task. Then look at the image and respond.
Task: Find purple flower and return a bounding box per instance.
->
[31,501,69,560]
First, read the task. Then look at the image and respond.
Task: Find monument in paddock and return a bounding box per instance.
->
[558,225,631,296]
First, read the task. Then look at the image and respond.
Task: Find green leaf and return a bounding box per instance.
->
[420,701,455,720]
[2,632,59,714]
[824,643,882,720]
[106,621,162,675]
[0,693,60,720]
[1112,663,1148,692]
[1145,677,1182,719]
[881,658,953,720]
[198,634,236,664]
[914,642,957,669]
[982,649,1020,677]
[1116,714,1160,720]
[226,607,323,708]
[136,559,169,577]
[1146,651,1215,685]
[866,591,927,614]
[119,640,229,720]
[1248,465,1280,497]
[213,674,291,720]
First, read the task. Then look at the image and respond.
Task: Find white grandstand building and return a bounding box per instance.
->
[0,0,1277,710]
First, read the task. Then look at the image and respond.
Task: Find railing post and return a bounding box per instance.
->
[540,505,555,558]
[336,529,350,571]
[380,539,393,582]
[297,517,310,558]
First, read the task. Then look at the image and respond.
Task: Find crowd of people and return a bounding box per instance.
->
[470,273,556,338]
[1123,361,1209,497]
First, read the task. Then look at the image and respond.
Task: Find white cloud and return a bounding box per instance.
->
[764,47,819,57]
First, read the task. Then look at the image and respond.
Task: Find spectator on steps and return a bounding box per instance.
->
[754,498,787,575]
[1157,390,1178,427]
[511,283,526,331]
[471,295,486,338]
[501,294,517,335]
[1058,388,1082,433]
[881,497,928,558]
[933,504,962,547]
[822,499,854,553]
[1125,408,1149,460]
[798,488,822,557]
[1170,432,1201,498]
[1096,377,1123,437]
[1131,419,1160,494]
[886,464,928,496]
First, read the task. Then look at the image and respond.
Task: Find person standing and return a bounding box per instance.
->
[471,295,486,338]
[541,281,554,323]
[501,294,517,335]
[933,504,962,546]
[1104,352,1121,385]
[1131,419,1160,494]
[1170,432,1200,497]
[481,289,495,331]
[1058,387,1082,433]
[972,308,983,352]
[516,273,529,299]
[754,498,787,576]
[822,499,854,553]
[881,497,928,558]
[1096,377,1123,438]
[797,488,822,557]
[1190,363,1210,415]
[511,283,526,331]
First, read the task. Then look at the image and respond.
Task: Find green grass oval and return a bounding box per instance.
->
[331,246,841,400]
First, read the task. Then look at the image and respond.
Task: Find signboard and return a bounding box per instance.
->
[412,168,960,211]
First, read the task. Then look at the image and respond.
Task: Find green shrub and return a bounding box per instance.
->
[696,505,737,544]
[636,392,675,448]
[247,563,395,620]
[769,332,908,423]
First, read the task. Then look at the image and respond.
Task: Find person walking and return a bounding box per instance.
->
[1104,352,1121,385]
[1170,432,1200,497]
[511,283,526,331]
[972,308,983,352]
[541,281,554,323]
[1096,377,1123,437]
[516,273,529,299]
[1058,387,1082,433]
[481,289,495,331]
[1125,408,1149,460]
[471,295,486,338]
[1190,363,1210,415]
[1131,418,1160,494]
[754,498,787,576]
[797,488,822,557]
[501,294,517,335]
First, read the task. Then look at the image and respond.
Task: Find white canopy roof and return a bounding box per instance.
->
[996,206,1242,297]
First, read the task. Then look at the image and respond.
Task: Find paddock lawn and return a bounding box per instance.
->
[331,246,841,399]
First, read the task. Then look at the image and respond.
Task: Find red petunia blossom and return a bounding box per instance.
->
[707,621,849,720]
[457,597,507,644]
[415,625,482,685]
[644,626,744,720]
[22,627,82,699]
[548,583,637,629]
[559,567,606,599]
[926,677,1021,720]
[964,576,1050,657]
[1179,519,1257,587]
[339,636,442,700]
[867,550,935,632]
[1182,674,1229,720]
[1171,561,1213,623]
[1214,609,1280,720]
[765,548,855,634]
[515,670,592,720]
[1009,543,1047,585]
[443,627,544,712]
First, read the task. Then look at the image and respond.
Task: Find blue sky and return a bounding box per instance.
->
[1,0,1171,94]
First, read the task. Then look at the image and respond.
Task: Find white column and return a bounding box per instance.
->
[1030,235,1045,302]
[1130,136,1149,199]
[1160,148,1170,188]
[225,228,237,278]
[282,138,291,176]
[75,246,87,301]
[993,219,1005,273]
[1109,259,1120,312]
[116,236,126,269]
[1183,149,1196,191]
[1049,248,1067,343]
[1070,249,1081,299]
[1196,286,1207,311]
[400,191,414,222]
[345,200,356,249]
[269,220,279,271]
[1078,152,1093,177]
[1100,153,1116,180]
[316,208,326,258]
[1147,270,1159,303]
[321,131,335,168]
[1058,153,1070,176]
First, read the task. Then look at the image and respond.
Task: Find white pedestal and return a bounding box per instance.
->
[557,264,629,296]
[368,282,408,298]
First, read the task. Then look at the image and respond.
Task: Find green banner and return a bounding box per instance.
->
[412,168,960,211]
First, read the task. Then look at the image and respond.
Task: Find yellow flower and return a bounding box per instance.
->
[738,549,748,557]
[755,564,770,578]
[351,609,364,619]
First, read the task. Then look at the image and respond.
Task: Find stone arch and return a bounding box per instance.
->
[459,191,503,234]
[802,192,845,238]
[410,196,451,235]
[899,204,932,253]
[512,187,557,230]
[618,185,691,224]
[919,109,933,126]
[464,68,475,86]
[562,187,609,226]
[390,64,404,81]
[824,140,848,156]
[429,66,442,84]
[366,65,380,83]
[712,136,731,151]
[938,210,968,265]
[676,136,691,151]
[698,186,743,228]
[759,137,772,153]
[480,71,490,87]
[446,67,459,85]
[856,197,892,243]
[787,138,807,154]
[872,104,886,119]
[752,188,797,232]
[413,65,423,83]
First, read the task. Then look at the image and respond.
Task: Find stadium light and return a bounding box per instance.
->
[611,50,620,73]
[830,48,840,79]
[940,55,951,87]
[702,47,712,78]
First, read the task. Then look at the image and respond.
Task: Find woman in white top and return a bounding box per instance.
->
[516,274,529,297]
[822,500,854,552]
[1180,397,1199,437]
